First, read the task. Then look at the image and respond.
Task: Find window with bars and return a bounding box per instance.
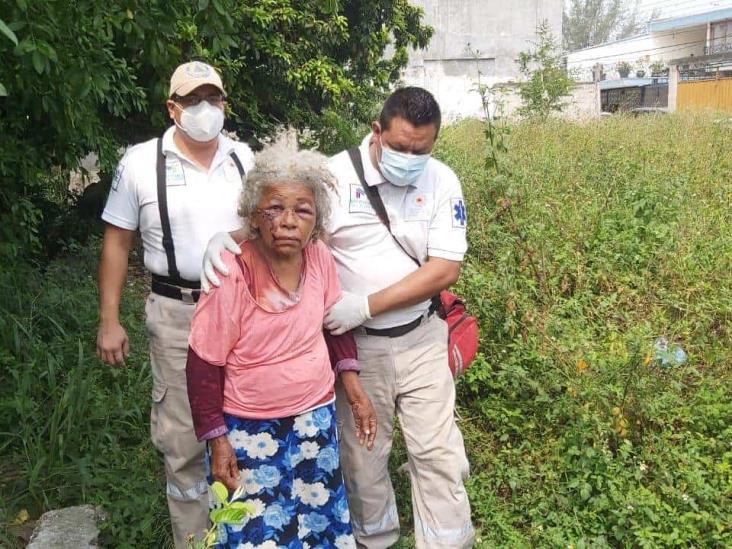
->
[709,20,732,54]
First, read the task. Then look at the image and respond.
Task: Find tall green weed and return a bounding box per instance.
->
[435,113,731,547]
[1,114,730,548]
[0,242,171,547]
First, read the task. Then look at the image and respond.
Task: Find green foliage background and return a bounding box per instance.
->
[0,4,730,545]
[0,1,428,545]
[438,114,731,547]
[516,22,573,120]
[2,113,730,547]
[0,0,430,261]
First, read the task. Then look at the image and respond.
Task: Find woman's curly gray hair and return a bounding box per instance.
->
[238,132,337,240]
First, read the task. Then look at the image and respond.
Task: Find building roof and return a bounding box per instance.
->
[650,8,732,32]
[567,33,648,55]
[599,78,661,90]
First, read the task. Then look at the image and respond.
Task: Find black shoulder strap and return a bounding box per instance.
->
[347,147,420,268]
[229,150,245,176]
[156,138,181,281]
[348,147,441,312]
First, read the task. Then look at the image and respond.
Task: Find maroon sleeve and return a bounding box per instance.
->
[186,347,227,441]
[324,330,360,375]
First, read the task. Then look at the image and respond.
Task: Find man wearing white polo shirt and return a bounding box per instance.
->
[202,87,474,548]
[96,61,253,547]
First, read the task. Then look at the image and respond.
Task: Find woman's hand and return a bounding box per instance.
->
[340,372,377,450]
[210,436,240,492]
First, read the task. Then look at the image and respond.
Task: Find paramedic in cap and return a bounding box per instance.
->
[96,61,254,547]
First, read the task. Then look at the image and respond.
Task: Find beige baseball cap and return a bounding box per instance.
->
[168,61,225,97]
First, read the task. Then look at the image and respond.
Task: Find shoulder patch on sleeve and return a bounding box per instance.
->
[451,197,467,228]
[111,164,125,192]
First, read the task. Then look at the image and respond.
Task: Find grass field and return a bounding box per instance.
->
[1,113,730,547]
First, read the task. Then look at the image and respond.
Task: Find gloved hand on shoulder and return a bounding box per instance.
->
[200,232,242,293]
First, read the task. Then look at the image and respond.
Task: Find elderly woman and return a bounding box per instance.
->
[186,137,376,548]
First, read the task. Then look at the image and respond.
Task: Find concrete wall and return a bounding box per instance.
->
[402,0,563,120]
[563,83,601,119]
[567,26,707,82]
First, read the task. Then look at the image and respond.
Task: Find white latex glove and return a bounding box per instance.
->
[200,232,242,293]
[324,292,371,335]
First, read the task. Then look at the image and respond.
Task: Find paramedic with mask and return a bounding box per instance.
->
[96,61,254,547]
[201,87,474,548]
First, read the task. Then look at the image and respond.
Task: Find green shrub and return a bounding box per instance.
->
[0,241,171,547]
[2,114,730,548]
[0,0,431,264]
[433,113,732,547]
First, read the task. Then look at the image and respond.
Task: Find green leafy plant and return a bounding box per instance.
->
[617,60,632,78]
[515,21,573,120]
[0,0,432,264]
[0,17,17,96]
[650,60,667,77]
[188,482,253,549]
[424,112,732,547]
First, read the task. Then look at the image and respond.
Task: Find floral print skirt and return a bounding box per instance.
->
[206,403,356,549]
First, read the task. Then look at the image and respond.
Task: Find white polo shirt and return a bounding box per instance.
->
[102,126,254,281]
[327,134,468,329]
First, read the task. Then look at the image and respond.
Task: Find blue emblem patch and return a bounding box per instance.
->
[451,198,467,228]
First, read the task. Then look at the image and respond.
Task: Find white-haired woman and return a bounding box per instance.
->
[186,138,375,548]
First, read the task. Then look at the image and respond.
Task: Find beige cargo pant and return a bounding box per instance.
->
[336,314,475,549]
[145,293,208,548]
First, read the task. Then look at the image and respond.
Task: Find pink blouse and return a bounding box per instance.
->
[188,240,341,420]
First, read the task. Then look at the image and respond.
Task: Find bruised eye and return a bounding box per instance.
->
[257,205,314,221]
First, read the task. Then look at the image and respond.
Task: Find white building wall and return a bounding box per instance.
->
[563,83,601,119]
[567,26,707,82]
[402,0,563,120]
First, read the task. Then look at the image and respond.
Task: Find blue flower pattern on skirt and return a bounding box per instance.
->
[207,403,356,549]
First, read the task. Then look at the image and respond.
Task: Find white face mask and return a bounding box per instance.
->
[378,138,431,187]
[175,101,224,142]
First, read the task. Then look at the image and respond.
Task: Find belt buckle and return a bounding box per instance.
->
[180,288,196,304]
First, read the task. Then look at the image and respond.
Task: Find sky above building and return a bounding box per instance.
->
[638,0,732,19]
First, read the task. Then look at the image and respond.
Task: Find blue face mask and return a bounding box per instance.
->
[378,138,430,187]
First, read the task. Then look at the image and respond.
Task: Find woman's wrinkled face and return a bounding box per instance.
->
[251,182,317,258]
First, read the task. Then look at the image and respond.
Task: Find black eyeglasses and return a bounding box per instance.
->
[172,93,226,107]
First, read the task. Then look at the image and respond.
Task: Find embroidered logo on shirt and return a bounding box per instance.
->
[224,160,241,182]
[405,193,430,220]
[349,184,375,214]
[111,164,124,192]
[166,159,186,187]
[451,198,467,228]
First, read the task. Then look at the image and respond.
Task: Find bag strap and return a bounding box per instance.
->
[347,147,420,268]
[229,150,245,176]
[347,148,443,312]
[156,138,181,281]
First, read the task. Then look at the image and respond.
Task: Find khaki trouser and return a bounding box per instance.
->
[146,294,208,548]
[336,314,475,549]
